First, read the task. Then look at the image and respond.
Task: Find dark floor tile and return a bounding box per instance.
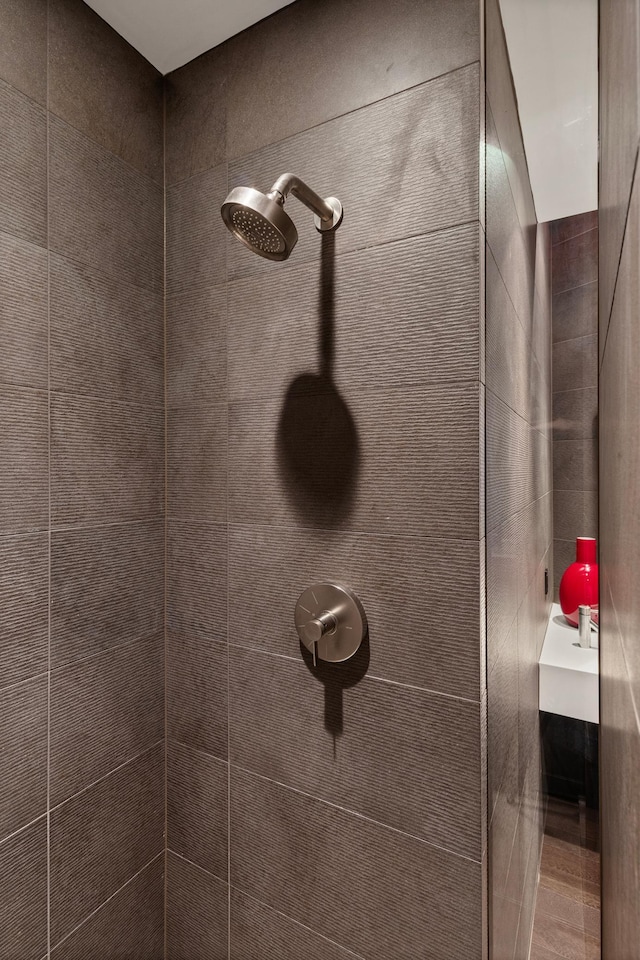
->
[50,253,164,403]
[228,523,482,700]
[50,856,165,960]
[167,284,227,403]
[0,79,46,246]
[230,889,363,960]
[229,381,481,538]
[168,402,228,521]
[0,0,47,103]
[230,768,482,960]
[0,675,47,841]
[51,521,164,667]
[48,0,163,182]
[226,0,479,157]
[49,116,163,291]
[0,818,48,960]
[165,44,227,185]
[552,283,598,345]
[552,230,598,296]
[50,744,165,945]
[0,532,48,688]
[535,885,586,933]
[50,634,164,804]
[532,914,590,960]
[228,224,480,396]
[0,232,47,389]
[50,394,164,525]
[167,521,227,643]
[539,836,588,905]
[228,66,479,281]
[0,385,48,533]
[168,739,228,879]
[166,164,227,294]
[166,852,228,960]
[168,633,228,758]
[230,646,482,858]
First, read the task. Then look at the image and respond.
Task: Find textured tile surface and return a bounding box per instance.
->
[166,164,227,293]
[0,532,48,688]
[0,79,47,245]
[165,44,227,185]
[50,744,165,945]
[0,675,47,840]
[48,0,163,182]
[168,633,228,757]
[166,852,228,960]
[229,381,481,538]
[51,856,165,960]
[0,385,48,533]
[552,388,598,441]
[552,282,598,345]
[553,491,598,544]
[551,211,599,246]
[50,394,164,524]
[167,522,227,642]
[230,768,482,960]
[0,818,48,960]
[228,66,480,281]
[230,889,364,960]
[167,284,227,402]
[50,253,164,403]
[50,634,164,805]
[0,0,47,102]
[0,232,48,389]
[51,521,164,667]
[552,440,598,493]
[229,523,482,699]
[49,116,163,291]
[167,740,228,879]
[228,225,481,398]
[229,646,482,858]
[168,402,228,521]
[226,0,479,157]
[552,337,598,392]
[552,229,598,296]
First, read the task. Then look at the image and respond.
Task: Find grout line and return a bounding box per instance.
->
[552,276,598,298]
[551,224,599,248]
[0,811,49,850]
[49,515,165,534]
[49,740,164,815]
[225,155,232,960]
[49,852,164,955]
[45,2,52,952]
[166,848,227,885]
[48,388,164,410]
[0,669,50,696]
[230,763,483,865]
[162,72,169,960]
[50,629,163,674]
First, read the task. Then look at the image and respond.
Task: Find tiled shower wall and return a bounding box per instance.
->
[599,0,640,954]
[485,0,553,956]
[164,0,488,955]
[0,1,165,957]
[550,212,598,597]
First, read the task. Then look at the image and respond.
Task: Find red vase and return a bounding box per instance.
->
[559,537,599,627]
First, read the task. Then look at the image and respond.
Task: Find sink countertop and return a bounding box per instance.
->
[539,602,599,724]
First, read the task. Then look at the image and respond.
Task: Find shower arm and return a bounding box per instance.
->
[267,173,336,223]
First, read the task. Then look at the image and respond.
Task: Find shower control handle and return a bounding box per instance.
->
[295,583,367,665]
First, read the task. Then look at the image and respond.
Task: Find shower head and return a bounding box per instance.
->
[221,173,343,261]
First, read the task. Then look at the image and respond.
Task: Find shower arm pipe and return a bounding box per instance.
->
[268,173,335,223]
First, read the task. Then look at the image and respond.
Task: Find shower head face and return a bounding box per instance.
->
[221,186,298,261]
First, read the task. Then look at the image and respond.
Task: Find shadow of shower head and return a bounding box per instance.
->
[221,172,343,261]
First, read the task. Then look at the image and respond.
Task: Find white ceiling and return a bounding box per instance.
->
[83,0,294,75]
[499,0,598,223]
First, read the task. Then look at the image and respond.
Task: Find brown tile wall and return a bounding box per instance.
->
[484,0,553,957]
[599,0,640,955]
[164,0,488,955]
[0,1,165,958]
[550,213,599,597]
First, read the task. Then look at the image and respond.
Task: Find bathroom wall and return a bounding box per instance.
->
[599,0,640,955]
[550,211,598,597]
[484,0,553,956]
[0,1,164,957]
[164,0,488,955]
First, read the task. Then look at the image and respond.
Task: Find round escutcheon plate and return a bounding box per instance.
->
[294,582,367,663]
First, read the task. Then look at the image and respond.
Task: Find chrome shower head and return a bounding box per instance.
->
[221,173,343,261]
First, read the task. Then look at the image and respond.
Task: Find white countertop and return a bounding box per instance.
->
[538,602,599,724]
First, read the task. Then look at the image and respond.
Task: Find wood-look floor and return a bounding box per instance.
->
[530,799,600,960]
